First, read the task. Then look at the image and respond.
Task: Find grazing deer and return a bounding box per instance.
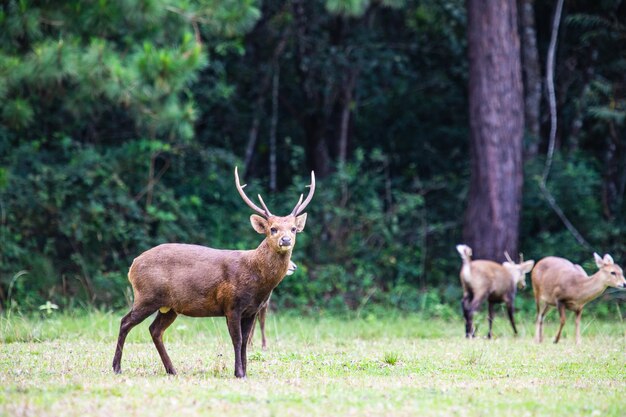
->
[456,244,535,338]
[112,167,314,378]
[247,260,297,349]
[532,253,626,344]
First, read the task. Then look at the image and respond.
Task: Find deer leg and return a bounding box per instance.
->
[461,294,473,338]
[487,301,495,339]
[240,315,256,376]
[467,295,486,338]
[553,302,567,344]
[226,312,245,378]
[574,309,583,345]
[534,301,550,343]
[112,304,158,374]
[247,316,257,348]
[506,300,518,336]
[257,304,268,350]
[149,309,178,375]
[534,299,541,343]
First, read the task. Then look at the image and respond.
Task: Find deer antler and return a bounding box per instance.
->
[291,171,315,216]
[504,251,514,263]
[257,194,273,217]
[234,166,271,217]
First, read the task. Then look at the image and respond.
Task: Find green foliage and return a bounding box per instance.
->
[382,351,399,365]
[0,0,625,316]
[522,153,623,266]
[273,150,428,311]
[0,136,249,309]
[325,0,371,17]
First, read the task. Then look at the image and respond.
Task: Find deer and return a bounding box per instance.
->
[112,167,314,378]
[456,244,535,339]
[532,253,626,344]
[247,260,297,349]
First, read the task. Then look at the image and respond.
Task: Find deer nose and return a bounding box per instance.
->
[279,236,292,247]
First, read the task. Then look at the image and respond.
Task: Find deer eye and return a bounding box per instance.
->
[291,227,297,233]
[610,271,617,276]
[270,228,277,235]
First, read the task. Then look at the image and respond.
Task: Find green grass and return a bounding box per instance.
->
[1,309,625,417]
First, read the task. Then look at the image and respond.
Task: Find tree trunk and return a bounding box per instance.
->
[464,0,525,262]
[338,68,358,166]
[269,66,279,192]
[518,0,542,158]
[292,0,333,178]
[304,115,332,178]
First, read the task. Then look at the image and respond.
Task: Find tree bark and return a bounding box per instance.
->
[464,0,525,262]
[518,0,542,158]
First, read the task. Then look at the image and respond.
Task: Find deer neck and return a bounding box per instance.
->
[252,239,292,284]
[574,271,609,306]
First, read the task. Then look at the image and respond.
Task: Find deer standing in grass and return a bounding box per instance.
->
[112,167,314,378]
[456,244,534,338]
[532,253,626,344]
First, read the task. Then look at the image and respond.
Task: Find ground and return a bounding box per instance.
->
[1,310,624,416]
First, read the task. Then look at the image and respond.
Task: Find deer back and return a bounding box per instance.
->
[129,243,280,317]
[532,256,586,300]
[462,260,514,295]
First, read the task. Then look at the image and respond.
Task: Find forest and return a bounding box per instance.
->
[1,0,626,314]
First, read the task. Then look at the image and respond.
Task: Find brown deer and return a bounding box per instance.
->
[112,167,314,378]
[532,253,626,344]
[247,260,297,349]
[456,244,534,338]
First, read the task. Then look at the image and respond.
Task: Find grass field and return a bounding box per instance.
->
[1,309,625,417]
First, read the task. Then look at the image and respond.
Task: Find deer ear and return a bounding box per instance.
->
[295,213,307,232]
[594,252,604,268]
[250,215,268,234]
[603,254,614,265]
[522,260,535,273]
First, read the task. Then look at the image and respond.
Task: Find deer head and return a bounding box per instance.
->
[235,167,315,254]
[593,253,626,288]
[503,251,535,290]
[456,244,473,260]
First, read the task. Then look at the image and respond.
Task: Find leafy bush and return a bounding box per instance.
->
[0,138,246,310]
[273,150,427,310]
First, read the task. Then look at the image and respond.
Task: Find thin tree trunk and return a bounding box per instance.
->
[518,0,542,158]
[464,0,525,262]
[269,65,279,192]
[244,99,262,176]
[338,68,358,166]
[243,26,289,176]
[537,0,590,249]
[293,0,333,178]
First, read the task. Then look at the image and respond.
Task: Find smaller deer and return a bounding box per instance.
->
[456,244,535,338]
[247,260,297,349]
[532,253,626,344]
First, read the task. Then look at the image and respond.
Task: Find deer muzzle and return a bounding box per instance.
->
[279,236,292,248]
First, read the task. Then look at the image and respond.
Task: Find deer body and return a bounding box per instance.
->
[532,254,626,344]
[129,243,290,318]
[112,168,314,378]
[456,244,534,338]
